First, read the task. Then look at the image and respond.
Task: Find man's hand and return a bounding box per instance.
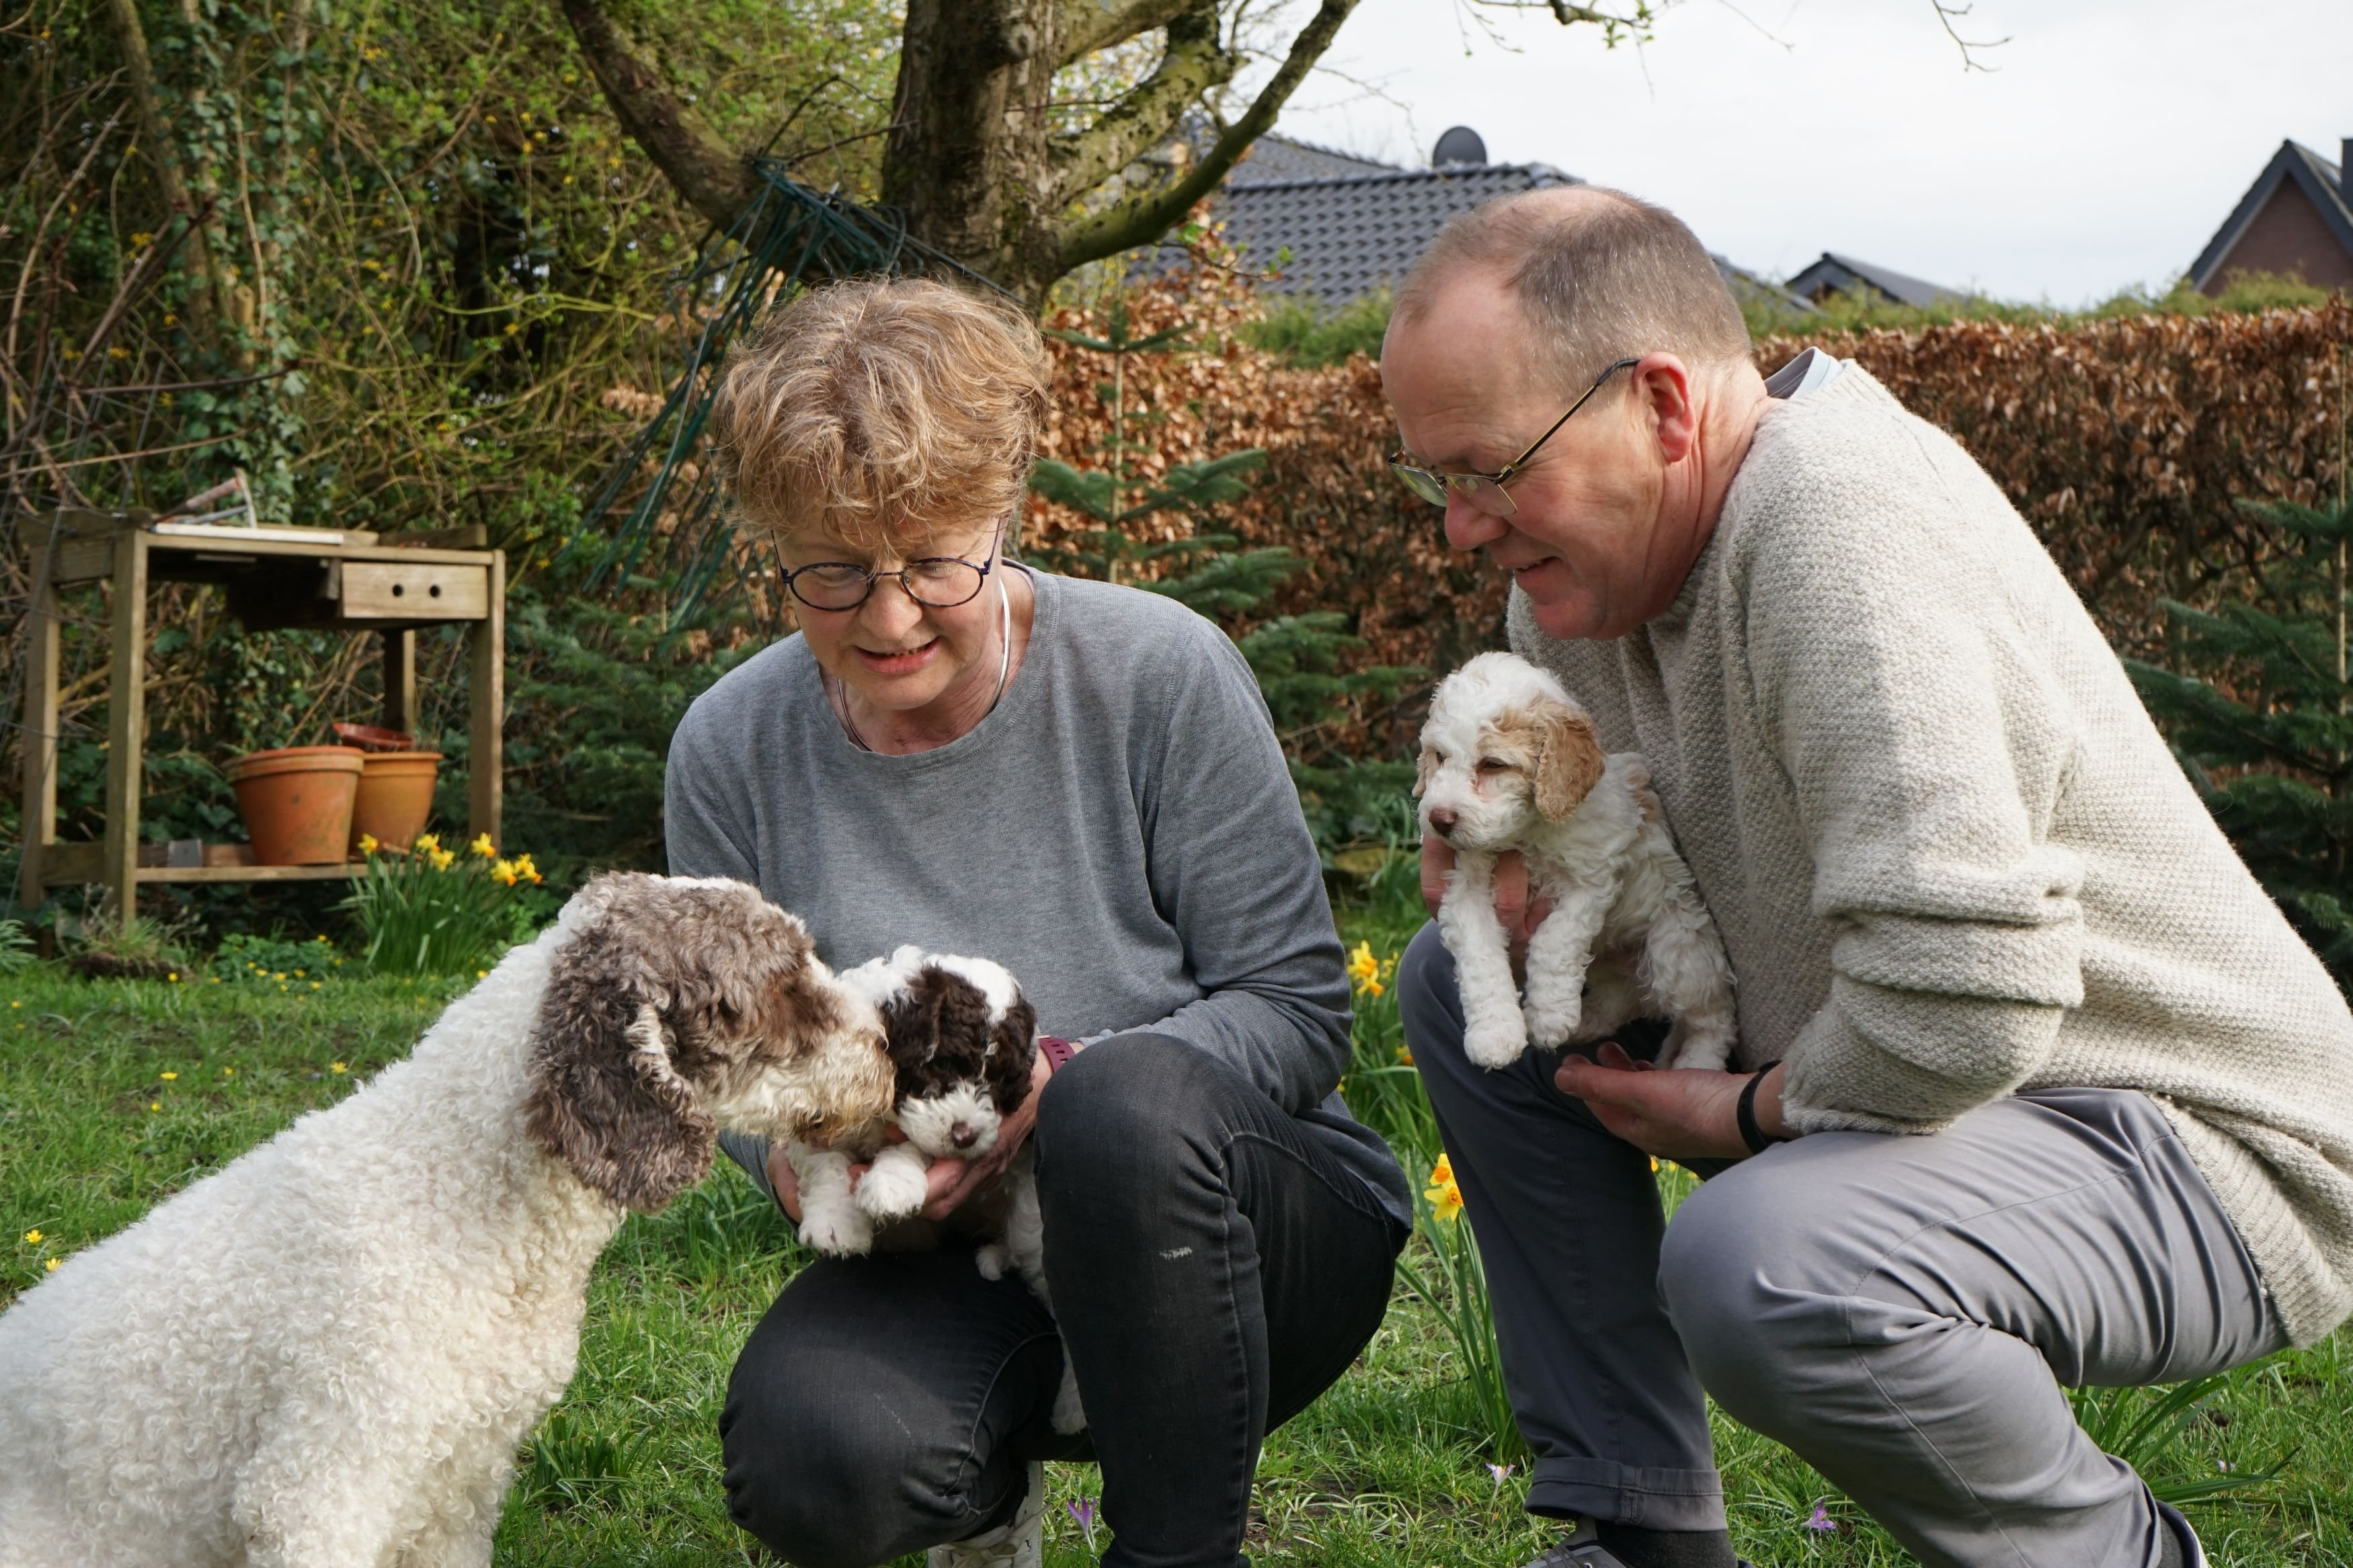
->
[765,1050,1058,1225]
[1554,1045,1787,1161]
[1420,837,1554,952]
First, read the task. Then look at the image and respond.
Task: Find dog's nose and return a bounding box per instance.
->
[1427,807,1458,837]
[950,1122,979,1149]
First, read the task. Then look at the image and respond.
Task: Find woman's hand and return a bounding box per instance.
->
[918,1048,1055,1221]
[1554,1045,1786,1161]
[1421,837,1554,954]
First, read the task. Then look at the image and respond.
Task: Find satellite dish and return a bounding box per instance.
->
[1432,126,1487,167]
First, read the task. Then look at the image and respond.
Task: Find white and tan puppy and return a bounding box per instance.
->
[1419,652,1735,1072]
[0,874,893,1568]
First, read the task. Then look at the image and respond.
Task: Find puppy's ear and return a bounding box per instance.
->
[524,916,716,1214]
[987,996,1038,1112]
[1414,747,1437,797]
[1532,700,1607,822]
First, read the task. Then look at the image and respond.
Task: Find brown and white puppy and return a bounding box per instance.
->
[0,873,892,1568]
[786,946,1036,1255]
[1418,651,1736,1071]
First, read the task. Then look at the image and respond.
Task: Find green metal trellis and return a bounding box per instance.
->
[574,160,1014,620]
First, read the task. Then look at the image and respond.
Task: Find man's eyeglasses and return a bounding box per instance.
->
[1389,356,1640,518]
[781,534,1002,612]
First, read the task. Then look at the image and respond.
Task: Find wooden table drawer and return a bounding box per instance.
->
[341,561,489,619]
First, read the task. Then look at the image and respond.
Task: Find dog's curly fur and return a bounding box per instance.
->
[1420,652,1737,1072]
[0,873,892,1568]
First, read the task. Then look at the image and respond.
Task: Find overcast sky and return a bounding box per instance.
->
[1267,0,2352,306]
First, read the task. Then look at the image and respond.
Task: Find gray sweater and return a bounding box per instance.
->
[1511,367,2353,1346]
[664,569,1409,1225]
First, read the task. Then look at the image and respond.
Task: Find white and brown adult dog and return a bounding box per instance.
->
[1419,651,1736,1072]
[0,873,893,1568]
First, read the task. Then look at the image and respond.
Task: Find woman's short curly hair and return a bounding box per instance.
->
[710,278,1049,554]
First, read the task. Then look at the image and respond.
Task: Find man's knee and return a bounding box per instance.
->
[1658,1159,1847,1430]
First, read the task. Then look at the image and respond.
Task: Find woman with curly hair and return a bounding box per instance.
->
[666,278,1409,1568]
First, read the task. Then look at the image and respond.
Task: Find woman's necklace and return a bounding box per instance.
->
[831,573,1014,754]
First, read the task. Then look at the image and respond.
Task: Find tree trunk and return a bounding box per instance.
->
[882,0,1066,308]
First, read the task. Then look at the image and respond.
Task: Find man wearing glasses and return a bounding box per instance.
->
[1382,185,2353,1568]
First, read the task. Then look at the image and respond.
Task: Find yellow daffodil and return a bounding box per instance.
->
[44,1257,60,1272]
[1650,1157,1661,1173]
[430,848,456,870]
[1346,940,1379,990]
[491,858,519,886]
[160,1071,177,1081]
[470,832,497,858]
[357,832,380,855]
[1424,1155,1465,1225]
[1394,1045,1414,1067]
[22,1229,40,1245]
[513,852,541,884]
[412,832,442,855]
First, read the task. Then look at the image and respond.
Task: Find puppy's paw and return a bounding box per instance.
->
[1463,1011,1529,1070]
[854,1155,932,1223]
[975,1241,1011,1282]
[1659,1016,1735,1073]
[1051,1360,1088,1435]
[799,1203,873,1257]
[1522,994,1583,1050]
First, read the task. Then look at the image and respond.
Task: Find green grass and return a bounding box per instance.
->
[5,937,2350,1567]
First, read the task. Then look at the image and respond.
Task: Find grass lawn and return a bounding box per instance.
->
[4,913,2349,1567]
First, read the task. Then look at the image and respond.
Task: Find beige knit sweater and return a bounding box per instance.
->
[1509,367,2353,1347]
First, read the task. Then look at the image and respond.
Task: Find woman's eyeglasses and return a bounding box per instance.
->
[1388,357,1640,518]
[781,535,1002,612]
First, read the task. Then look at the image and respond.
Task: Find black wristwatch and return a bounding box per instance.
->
[1735,1060,1788,1156]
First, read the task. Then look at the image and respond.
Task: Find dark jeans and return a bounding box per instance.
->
[721,1034,1406,1568]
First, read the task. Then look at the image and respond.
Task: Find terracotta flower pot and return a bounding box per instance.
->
[350,751,443,856]
[223,746,366,866]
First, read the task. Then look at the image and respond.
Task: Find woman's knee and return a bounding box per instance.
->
[1033,1034,1232,1186]
[720,1323,953,1566]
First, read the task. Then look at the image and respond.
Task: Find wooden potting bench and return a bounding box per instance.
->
[16,509,504,930]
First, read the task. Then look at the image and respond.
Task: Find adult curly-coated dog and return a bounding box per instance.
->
[0,873,893,1568]
[1419,651,1736,1072]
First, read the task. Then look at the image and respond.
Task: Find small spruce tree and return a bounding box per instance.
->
[1026,300,1421,854]
[2126,491,2353,991]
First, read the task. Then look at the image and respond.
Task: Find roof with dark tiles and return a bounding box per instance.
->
[1209,136,1810,315]
[1783,252,1964,308]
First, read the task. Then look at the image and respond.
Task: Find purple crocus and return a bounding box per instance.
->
[1068,1496,1101,1551]
[1487,1462,1515,1487]
[1804,1504,1837,1532]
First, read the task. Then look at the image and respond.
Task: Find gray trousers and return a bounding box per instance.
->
[1399,923,2284,1568]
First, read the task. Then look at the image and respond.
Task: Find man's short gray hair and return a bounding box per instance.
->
[1394,185,1751,392]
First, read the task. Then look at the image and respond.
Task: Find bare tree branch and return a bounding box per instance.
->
[1054,0,1360,276]
[1931,0,2008,71]
[1047,10,1237,206]
[559,0,758,230]
[1058,0,1200,64]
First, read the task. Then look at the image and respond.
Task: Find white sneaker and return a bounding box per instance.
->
[928,1459,1045,1568]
